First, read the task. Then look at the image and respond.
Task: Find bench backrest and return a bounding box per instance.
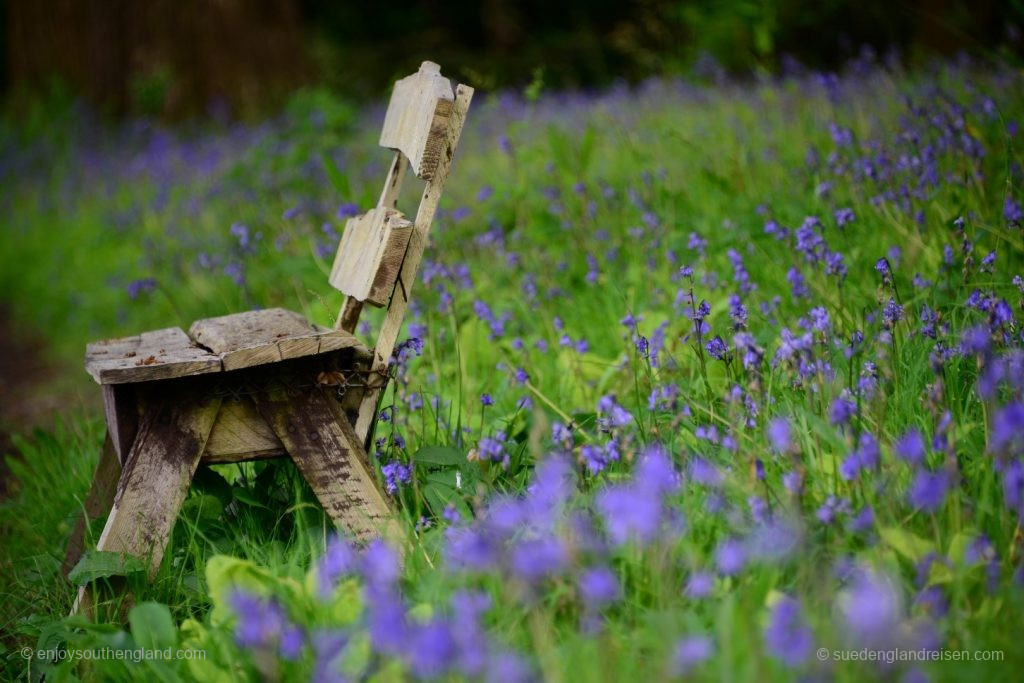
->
[329,61,468,315]
[327,61,473,444]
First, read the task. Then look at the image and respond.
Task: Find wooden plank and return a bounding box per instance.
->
[317,329,370,355]
[102,384,138,464]
[354,83,474,444]
[85,327,222,385]
[202,398,285,461]
[378,150,409,210]
[328,208,413,306]
[63,433,122,576]
[379,61,455,180]
[337,297,363,332]
[190,308,314,353]
[189,308,368,371]
[254,387,400,544]
[90,392,222,577]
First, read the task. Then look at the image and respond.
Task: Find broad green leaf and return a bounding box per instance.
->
[232,486,271,509]
[879,526,936,564]
[204,555,276,625]
[181,494,224,521]
[422,481,472,520]
[192,466,234,507]
[68,550,146,585]
[413,446,464,467]
[129,602,177,650]
[946,531,974,566]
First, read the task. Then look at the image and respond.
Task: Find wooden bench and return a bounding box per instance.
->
[66,62,473,612]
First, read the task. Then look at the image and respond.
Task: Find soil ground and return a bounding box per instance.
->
[0,305,66,495]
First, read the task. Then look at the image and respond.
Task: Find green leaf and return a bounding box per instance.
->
[413,446,464,467]
[422,481,472,520]
[68,550,146,585]
[232,486,271,509]
[205,555,276,620]
[181,494,224,521]
[129,602,177,650]
[879,526,936,564]
[425,470,458,487]
[192,466,234,508]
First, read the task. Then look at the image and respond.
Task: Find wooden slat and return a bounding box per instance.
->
[101,384,138,464]
[189,307,312,355]
[378,150,409,210]
[85,327,222,385]
[91,393,222,576]
[254,387,400,544]
[355,83,474,443]
[379,61,455,180]
[202,398,285,461]
[189,308,368,371]
[328,208,413,306]
[63,434,122,576]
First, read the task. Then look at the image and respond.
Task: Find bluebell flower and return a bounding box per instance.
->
[685,571,714,599]
[127,277,157,300]
[763,596,813,666]
[768,417,792,453]
[715,538,746,575]
[829,396,857,426]
[671,635,714,674]
[895,428,927,465]
[597,395,633,429]
[705,335,729,360]
[838,568,902,647]
[578,566,621,609]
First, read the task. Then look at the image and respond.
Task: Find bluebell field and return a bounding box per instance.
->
[1,52,1023,681]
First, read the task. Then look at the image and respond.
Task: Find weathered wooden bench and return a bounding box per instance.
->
[66,62,473,611]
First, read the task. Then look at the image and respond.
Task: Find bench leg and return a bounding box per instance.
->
[255,388,401,545]
[63,433,122,576]
[72,394,221,617]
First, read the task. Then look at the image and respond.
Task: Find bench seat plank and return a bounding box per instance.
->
[189,308,369,372]
[85,327,222,385]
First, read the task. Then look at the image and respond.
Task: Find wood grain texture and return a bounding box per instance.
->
[91,392,222,576]
[337,297,363,332]
[102,384,138,464]
[202,398,284,460]
[189,308,368,371]
[85,327,222,385]
[63,433,122,575]
[377,150,409,210]
[355,83,475,444]
[328,208,413,306]
[255,387,400,544]
[379,61,455,180]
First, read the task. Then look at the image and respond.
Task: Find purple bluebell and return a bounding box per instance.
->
[597,395,633,429]
[127,277,157,300]
[895,428,927,465]
[510,536,568,582]
[763,596,813,666]
[705,335,729,360]
[317,536,357,596]
[578,566,621,608]
[685,571,714,599]
[1005,196,1023,224]
[838,569,902,647]
[671,635,714,673]
[830,396,857,426]
[380,461,412,495]
[715,538,746,575]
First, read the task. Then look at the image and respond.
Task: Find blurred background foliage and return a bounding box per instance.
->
[2,0,1022,120]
